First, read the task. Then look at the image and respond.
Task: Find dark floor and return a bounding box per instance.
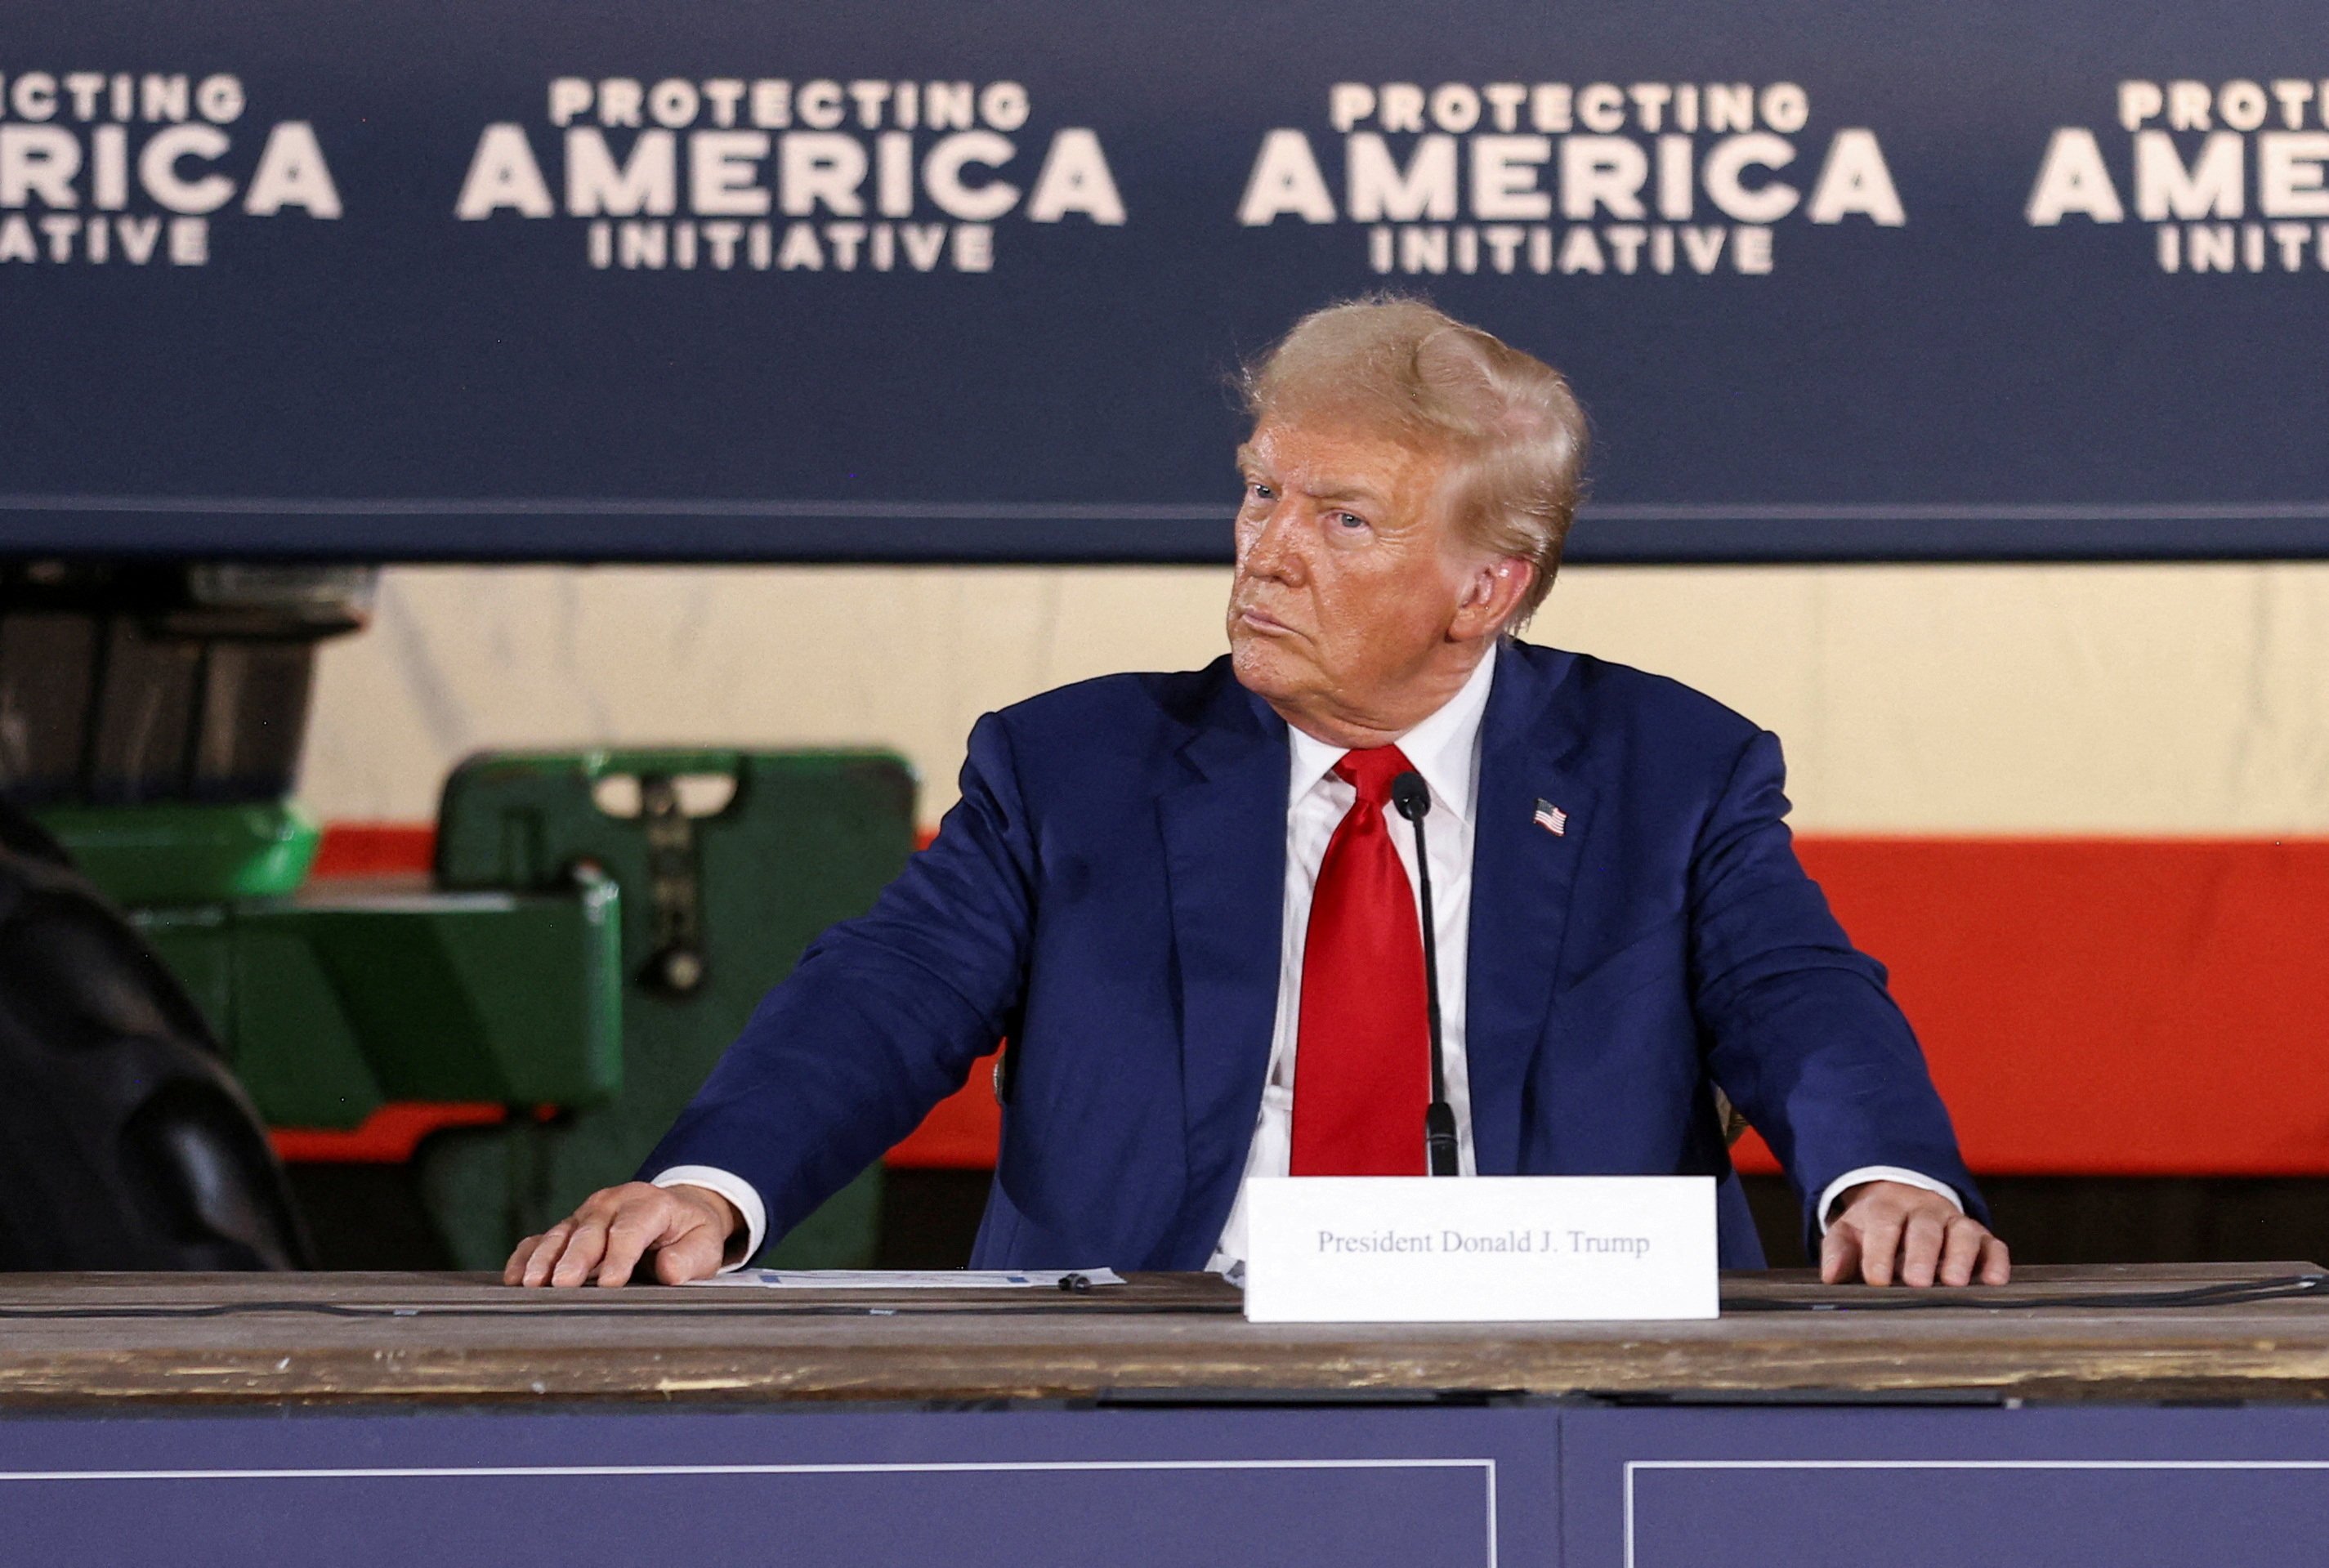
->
[284,1164,2329,1274]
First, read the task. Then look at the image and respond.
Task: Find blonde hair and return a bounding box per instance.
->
[1240,296,1588,628]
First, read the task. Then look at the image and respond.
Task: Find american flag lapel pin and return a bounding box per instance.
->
[1532,798,1567,837]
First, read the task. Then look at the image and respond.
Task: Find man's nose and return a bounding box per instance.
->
[1239,503,1308,584]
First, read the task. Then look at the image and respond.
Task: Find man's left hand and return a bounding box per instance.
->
[1821,1180,2009,1287]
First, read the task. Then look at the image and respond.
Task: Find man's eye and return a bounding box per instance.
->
[1333,511,1367,530]
[1244,481,1272,502]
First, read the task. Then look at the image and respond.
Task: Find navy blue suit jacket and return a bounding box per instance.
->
[643,641,1983,1270]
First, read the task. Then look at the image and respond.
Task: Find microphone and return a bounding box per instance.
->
[1391,771,1460,1177]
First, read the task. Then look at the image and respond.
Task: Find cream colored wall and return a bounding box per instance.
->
[304,563,2329,834]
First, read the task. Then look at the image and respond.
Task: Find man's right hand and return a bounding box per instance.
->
[503,1182,742,1288]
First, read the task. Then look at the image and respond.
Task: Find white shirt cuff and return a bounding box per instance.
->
[1817,1166,1963,1235]
[650,1166,767,1272]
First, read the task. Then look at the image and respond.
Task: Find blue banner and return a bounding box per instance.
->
[3,0,2326,561]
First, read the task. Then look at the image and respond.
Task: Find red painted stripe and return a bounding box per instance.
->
[1784,837,2329,1177]
[887,1047,1008,1168]
[311,821,437,878]
[270,1101,507,1164]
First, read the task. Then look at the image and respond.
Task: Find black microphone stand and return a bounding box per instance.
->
[1391,772,1460,1177]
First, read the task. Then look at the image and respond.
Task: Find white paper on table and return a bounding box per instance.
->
[684,1268,1125,1289]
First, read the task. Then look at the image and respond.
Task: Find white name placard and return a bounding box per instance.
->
[1240,1176,1719,1323]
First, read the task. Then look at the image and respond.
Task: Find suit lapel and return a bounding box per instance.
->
[1158,672,1289,1255]
[1465,641,1596,1175]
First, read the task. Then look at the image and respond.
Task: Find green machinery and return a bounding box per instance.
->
[49,753,918,1271]
[3,565,916,1271]
[420,748,916,1269]
[56,798,626,1130]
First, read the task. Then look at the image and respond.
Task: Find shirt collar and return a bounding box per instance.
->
[1285,643,1500,826]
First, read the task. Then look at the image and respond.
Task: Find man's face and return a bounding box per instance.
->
[1227,417,1480,735]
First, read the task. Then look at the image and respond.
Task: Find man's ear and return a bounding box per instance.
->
[1451,557,1534,642]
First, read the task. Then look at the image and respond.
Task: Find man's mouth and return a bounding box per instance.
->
[1235,605,1297,636]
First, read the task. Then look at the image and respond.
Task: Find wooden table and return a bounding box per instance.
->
[1,1262,2324,1407]
[7,1264,2328,1566]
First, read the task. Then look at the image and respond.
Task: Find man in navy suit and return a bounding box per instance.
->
[511,298,2009,1291]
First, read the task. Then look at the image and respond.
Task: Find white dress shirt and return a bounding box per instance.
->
[663,644,1958,1271]
[1204,646,1500,1270]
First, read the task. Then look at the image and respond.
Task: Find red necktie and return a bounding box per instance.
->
[1290,744,1428,1176]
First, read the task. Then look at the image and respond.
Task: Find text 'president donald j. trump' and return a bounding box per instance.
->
[510,297,2009,1293]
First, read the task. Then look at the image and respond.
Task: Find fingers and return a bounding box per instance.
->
[1898,1211,1947,1288]
[1819,1222,1862,1285]
[506,1183,709,1289]
[503,1232,542,1285]
[551,1213,611,1286]
[1938,1216,1987,1287]
[1853,1209,1906,1288]
[1849,1214,2009,1289]
[520,1220,576,1286]
[1825,1181,2011,1290]
[595,1202,679,1289]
